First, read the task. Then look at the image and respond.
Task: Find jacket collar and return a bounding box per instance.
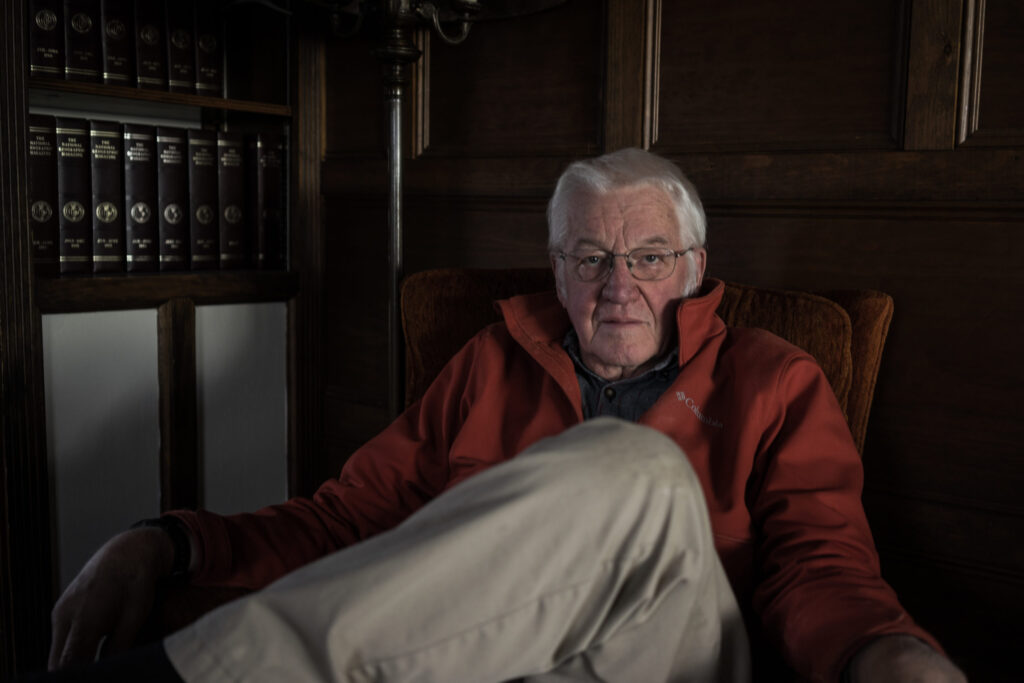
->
[497,277,727,369]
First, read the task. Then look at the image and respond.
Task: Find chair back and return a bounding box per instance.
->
[401,268,893,454]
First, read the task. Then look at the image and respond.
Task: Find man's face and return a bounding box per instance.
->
[551,185,706,381]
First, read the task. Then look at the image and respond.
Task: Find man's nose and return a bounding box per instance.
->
[601,257,638,301]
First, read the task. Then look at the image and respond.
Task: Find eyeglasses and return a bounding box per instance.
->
[557,247,696,282]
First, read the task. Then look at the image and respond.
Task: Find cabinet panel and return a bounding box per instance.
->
[43,310,161,589]
[654,0,907,152]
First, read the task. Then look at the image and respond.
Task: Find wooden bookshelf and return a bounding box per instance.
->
[29,77,292,117]
[34,270,299,313]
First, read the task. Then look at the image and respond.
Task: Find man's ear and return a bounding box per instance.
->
[550,253,567,306]
[692,247,708,288]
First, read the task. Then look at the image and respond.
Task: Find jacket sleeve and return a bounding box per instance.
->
[170,333,485,590]
[748,354,941,683]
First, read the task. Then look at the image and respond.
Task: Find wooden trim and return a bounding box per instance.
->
[34,271,299,313]
[904,0,964,150]
[287,16,327,498]
[603,0,647,150]
[324,149,1024,202]
[1,1,55,674]
[642,0,661,148]
[158,298,200,511]
[28,78,292,116]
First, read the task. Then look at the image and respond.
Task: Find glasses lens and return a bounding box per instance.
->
[629,248,676,280]
[573,253,608,281]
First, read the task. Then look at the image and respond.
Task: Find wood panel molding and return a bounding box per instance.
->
[957,0,1024,147]
[1,1,53,674]
[158,299,200,511]
[957,0,984,144]
[289,17,328,499]
[603,0,650,150]
[904,0,963,149]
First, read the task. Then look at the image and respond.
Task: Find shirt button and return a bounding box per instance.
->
[604,387,616,399]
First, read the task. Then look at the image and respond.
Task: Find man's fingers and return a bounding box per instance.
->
[56,622,102,670]
[104,609,148,658]
[47,616,70,670]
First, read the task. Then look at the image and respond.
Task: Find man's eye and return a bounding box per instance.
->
[641,253,662,264]
[582,255,604,266]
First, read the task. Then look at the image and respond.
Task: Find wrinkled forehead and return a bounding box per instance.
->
[564,185,682,249]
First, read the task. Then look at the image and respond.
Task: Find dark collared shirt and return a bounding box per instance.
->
[563,330,681,422]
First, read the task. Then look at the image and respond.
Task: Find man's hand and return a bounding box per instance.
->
[848,634,967,683]
[48,527,176,670]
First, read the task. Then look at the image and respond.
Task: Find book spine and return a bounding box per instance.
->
[29,0,65,79]
[89,120,125,272]
[254,132,286,270]
[63,0,101,82]
[100,0,133,85]
[193,2,223,97]
[187,129,218,270]
[124,124,158,271]
[56,117,92,274]
[90,120,126,272]
[134,0,166,89]
[165,0,195,94]
[28,115,60,277]
[156,127,188,270]
[217,131,247,269]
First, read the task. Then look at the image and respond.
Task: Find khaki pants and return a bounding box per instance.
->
[165,418,750,682]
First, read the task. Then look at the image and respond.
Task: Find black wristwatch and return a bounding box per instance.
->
[131,516,191,583]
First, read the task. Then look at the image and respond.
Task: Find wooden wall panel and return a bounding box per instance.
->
[423,1,603,157]
[404,198,549,271]
[961,0,1024,145]
[323,34,388,156]
[654,0,907,152]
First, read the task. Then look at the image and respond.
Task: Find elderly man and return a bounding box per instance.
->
[45,149,965,683]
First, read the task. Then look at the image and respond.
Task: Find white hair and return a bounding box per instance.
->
[547,148,707,251]
[547,148,707,297]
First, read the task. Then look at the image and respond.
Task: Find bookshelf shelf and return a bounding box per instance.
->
[35,270,299,313]
[28,78,292,117]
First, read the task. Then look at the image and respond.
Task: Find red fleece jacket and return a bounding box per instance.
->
[174,278,938,682]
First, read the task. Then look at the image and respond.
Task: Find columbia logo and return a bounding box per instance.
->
[675,390,724,429]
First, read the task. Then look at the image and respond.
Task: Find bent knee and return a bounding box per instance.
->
[525,418,703,498]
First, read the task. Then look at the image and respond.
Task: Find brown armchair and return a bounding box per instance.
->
[401,267,893,454]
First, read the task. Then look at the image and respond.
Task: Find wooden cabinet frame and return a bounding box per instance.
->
[0,3,325,674]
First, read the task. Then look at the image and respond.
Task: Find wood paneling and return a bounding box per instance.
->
[288,16,330,498]
[960,0,1024,146]
[1,1,53,674]
[422,1,603,157]
[905,0,962,149]
[654,0,907,152]
[158,299,200,511]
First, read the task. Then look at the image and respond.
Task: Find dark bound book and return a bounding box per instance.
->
[156,127,188,270]
[247,132,286,270]
[134,0,166,89]
[64,0,101,82]
[28,115,60,277]
[100,0,133,85]
[124,124,158,271]
[187,129,218,269]
[29,0,65,79]
[217,131,247,269]
[165,0,195,94]
[90,120,125,272]
[193,2,222,97]
[56,117,92,274]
